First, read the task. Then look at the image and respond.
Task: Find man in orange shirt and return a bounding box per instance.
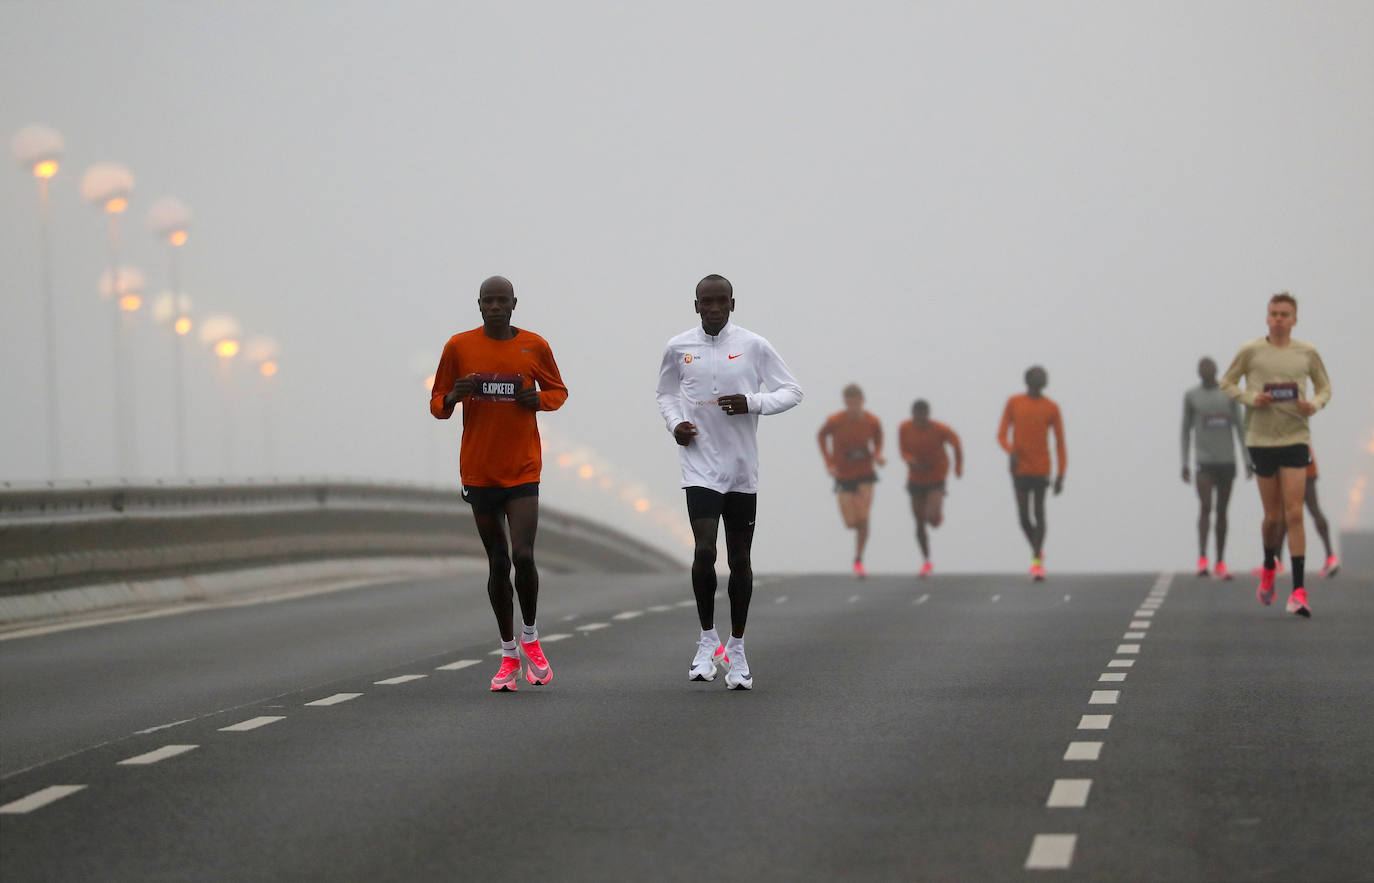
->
[430,276,568,692]
[997,365,1066,580]
[898,399,962,578]
[817,384,885,578]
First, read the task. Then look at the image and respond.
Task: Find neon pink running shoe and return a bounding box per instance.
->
[1257,567,1277,606]
[1213,561,1233,581]
[1286,587,1311,617]
[1319,555,1340,579]
[1196,556,1210,577]
[490,656,520,692]
[521,639,552,686]
[919,561,934,579]
[1030,562,1046,582]
[853,560,868,579]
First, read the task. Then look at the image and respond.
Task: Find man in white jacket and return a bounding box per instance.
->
[656,274,803,690]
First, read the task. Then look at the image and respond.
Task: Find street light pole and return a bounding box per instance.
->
[11,125,65,479]
[82,162,136,477]
[200,314,242,477]
[147,197,193,477]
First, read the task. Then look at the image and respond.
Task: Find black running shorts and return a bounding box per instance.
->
[833,473,878,493]
[1247,444,1310,479]
[1012,474,1050,492]
[461,482,539,514]
[684,487,757,532]
[906,480,947,496]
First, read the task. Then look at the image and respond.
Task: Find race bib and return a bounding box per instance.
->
[844,447,870,461]
[471,372,523,402]
[1263,382,1299,402]
[1203,414,1231,429]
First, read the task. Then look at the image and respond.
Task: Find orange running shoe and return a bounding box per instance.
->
[1285,587,1311,618]
[1196,556,1210,577]
[919,561,934,579]
[490,656,520,692]
[1213,561,1233,581]
[1257,566,1277,606]
[853,560,868,579]
[521,639,552,686]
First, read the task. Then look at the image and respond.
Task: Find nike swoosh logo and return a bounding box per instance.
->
[728,353,743,359]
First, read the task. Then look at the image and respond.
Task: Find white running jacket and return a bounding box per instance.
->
[656,322,803,494]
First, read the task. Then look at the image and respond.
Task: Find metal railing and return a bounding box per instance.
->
[0,479,681,595]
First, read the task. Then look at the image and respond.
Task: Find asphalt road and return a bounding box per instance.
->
[2,566,1371,881]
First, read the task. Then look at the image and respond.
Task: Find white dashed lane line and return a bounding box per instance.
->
[436,659,481,671]
[991,594,1001,603]
[1115,644,1141,654]
[1099,672,1127,682]
[674,600,696,608]
[612,611,643,620]
[1107,659,1135,668]
[218,716,285,732]
[575,622,610,632]
[1078,714,1112,730]
[647,604,675,612]
[913,594,929,605]
[1025,834,1076,870]
[774,595,788,604]
[1134,610,1155,617]
[1089,691,1120,705]
[304,693,363,707]
[1046,779,1093,808]
[847,595,861,604]
[1123,631,1146,639]
[135,718,195,735]
[541,633,572,642]
[374,675,426,685]
[118,744,199,766]
[0,785,86,814]
[1063,742,1102,761]
[1129,620,1151,629]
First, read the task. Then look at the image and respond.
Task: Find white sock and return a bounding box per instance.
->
[725,635,744,653]
[521,623,538,644]
[701,627,720,645]
[501,639,518,658]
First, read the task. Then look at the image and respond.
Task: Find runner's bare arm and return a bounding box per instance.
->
[1181,394,1194,483]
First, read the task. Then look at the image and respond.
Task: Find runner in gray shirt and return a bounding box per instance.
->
[1181,356,1251,579]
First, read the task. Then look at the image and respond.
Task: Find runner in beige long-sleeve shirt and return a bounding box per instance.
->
[1220,292,1332,617]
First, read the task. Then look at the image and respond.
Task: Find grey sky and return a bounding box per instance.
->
[3,2,1371,573]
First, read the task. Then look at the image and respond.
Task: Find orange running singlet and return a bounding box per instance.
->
[997,394,1066,478]
[818,411,883,481]
[899,420,960,485]
[430,327,568,488]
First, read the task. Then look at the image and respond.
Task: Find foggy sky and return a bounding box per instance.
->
[3,2,1372,574]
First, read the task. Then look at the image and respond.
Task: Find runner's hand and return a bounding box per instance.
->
[445,375,477,407]
[1253,392,1274,407]
[718,394,749,416]
[954,465,963,479]
[1181,467,1191,484]
[1053,475,1065,496]
[1296,400,1316,416]
[673,422,697,446]
[514,377,541,410]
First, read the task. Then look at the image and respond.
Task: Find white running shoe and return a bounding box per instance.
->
[725,643,753,690]
[689,635,727,681]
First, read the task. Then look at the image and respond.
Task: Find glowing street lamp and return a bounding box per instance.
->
[83,162,136,476]
[244,336,280,474]
[11,124,65,478]
[152,291,194,476]
[200,314,242,475]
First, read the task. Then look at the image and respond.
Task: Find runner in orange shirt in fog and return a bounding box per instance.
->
[898,399,962,578]
[997,365,1065,581]
[817,384,884,578]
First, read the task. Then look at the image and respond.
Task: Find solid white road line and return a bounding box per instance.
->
[575,622,610,631]
[219,716,285,732]
[1107,659,1135,668]
[1130,620,1151,629]
[1089,690,1120,705]
[305,692,363,707]
[1047,778,1093,808]
[1078,714,1112,730]
[1116,644,1141,654]
[118,744,199,766]
[1025,834,1077,870]
[1099,672,1127,682]
[134,718,195,735]
[374,675,426,685]
[0,785,87,814]
[612,611,643,620]
[1063,742,1103,761]
[1123,631,1146,639]
[436,659,481,671]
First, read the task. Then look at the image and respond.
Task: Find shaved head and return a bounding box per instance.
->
[480,275,514,297]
